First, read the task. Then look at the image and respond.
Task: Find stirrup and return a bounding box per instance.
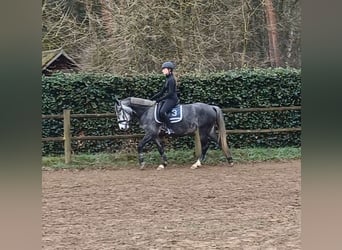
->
[166,128,174,135]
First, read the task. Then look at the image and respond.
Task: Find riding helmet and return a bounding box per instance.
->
[162,61,175,69]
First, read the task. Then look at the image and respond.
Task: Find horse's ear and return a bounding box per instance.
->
[114,96,120,105]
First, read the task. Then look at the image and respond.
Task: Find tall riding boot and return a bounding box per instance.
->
[163,114,174,134]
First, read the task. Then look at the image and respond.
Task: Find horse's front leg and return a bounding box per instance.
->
[154,137,168,170]
[137,134,153,170]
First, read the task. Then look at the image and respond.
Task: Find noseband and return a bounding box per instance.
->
[115,104,131,124]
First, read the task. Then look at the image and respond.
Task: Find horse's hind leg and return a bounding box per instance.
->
[191,132,210,169]
[200,137,211,162]
[209,128,233,166]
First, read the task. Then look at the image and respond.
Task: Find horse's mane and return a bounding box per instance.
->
[128,97,156,107]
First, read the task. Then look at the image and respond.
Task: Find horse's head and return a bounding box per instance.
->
[114,98,133,130]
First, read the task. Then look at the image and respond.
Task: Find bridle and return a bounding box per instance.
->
[115,101,132,129]
[116,105,129,123]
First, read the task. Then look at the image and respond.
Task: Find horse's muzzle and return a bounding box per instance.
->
[118,123,129,130]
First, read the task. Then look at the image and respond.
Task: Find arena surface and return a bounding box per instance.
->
[42,160,301,249]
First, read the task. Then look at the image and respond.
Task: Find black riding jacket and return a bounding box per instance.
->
[151,73,178,102]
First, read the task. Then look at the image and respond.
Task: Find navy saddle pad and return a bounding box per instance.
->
[154,104,183,124]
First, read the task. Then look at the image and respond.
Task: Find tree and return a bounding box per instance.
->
[42,0,301,74]
[264,0,281,67]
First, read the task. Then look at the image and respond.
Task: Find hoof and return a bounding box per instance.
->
[157,164,165,170]
[139,162,146,170]
[191,159,201,169]
[227,157,234,167]
[190,165,198,169]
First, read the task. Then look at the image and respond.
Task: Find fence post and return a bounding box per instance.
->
[63,109,71,164]
[194,128,202,158]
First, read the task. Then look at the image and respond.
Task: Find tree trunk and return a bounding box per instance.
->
[100,0,113,37]
[264,0,281,67]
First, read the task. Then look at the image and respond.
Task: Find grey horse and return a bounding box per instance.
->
[114,97,233,169]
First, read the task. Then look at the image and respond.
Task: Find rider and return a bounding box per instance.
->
[151,61,179,134]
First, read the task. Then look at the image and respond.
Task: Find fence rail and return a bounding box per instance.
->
[42,106,301,120]
[42,113,116,119]
[42,106,301,163]
[42,134,145,142]
[221,106,301,113]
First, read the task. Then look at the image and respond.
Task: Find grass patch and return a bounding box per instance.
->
[42,147,301,169]
[232,147,301,163]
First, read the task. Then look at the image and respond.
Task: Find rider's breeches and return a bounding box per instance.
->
[159,99,177,126]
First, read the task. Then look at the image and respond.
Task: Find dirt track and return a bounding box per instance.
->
[42,160,301,249]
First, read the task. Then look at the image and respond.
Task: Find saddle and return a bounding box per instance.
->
[154,103,183,124]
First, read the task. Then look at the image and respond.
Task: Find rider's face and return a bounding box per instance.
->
[162,68,170,75]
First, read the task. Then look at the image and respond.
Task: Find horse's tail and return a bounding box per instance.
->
[213,106,230,159]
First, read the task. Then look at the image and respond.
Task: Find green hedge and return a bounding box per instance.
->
[42,68,301,155]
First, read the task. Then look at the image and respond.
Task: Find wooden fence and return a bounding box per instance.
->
[42,106,301,163]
